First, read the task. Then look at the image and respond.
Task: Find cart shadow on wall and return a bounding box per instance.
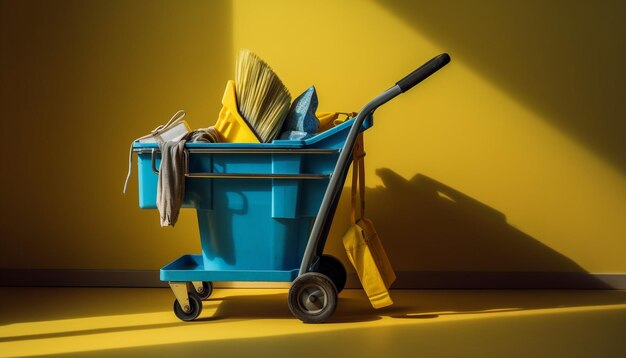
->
[368,168,607,284]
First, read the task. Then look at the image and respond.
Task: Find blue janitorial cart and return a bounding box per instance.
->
[132,54,450,323]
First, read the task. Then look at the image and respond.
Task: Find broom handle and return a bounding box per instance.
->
[299,53,451,276]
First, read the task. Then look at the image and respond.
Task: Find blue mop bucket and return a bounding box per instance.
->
[133,116,372,282]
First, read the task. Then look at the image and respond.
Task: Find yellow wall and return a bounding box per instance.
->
[1,0,624,274]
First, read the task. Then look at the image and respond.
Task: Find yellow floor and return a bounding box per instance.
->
[1,288,625,357]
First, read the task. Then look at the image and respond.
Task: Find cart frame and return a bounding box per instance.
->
[132,53,451,322]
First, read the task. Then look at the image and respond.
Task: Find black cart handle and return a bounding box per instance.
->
[300,52,451,276]
[396,53,451,93]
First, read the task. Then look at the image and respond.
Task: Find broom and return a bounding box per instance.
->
[235,49,292,142]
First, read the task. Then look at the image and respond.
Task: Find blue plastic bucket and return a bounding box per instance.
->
[134,117,372,279]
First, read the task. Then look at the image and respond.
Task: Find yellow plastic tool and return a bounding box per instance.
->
[214,80,261,143]
[342,134,396,309]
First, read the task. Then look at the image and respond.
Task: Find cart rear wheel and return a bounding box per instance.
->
[195,281,213,300]
[288,272,337,323]
[316,255,347,294]
[173,293,203,321]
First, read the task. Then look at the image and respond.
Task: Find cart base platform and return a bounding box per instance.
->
[160,254,300,282]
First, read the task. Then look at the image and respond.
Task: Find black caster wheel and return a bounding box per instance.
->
[194,281,213,300]
[173,292,203,321]
[316,255,347,294]
[288,272,337,323]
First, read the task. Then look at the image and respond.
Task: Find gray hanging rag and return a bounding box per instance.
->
[157,139,187,227]
[157,127,220,227]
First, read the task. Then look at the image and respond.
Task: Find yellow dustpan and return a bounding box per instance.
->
[342,134,396,309]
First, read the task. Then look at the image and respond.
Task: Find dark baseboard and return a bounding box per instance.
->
[1,269,624,289]
[0,269,167,288]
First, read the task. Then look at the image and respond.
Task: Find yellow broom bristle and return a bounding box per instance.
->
[235,49,292,143]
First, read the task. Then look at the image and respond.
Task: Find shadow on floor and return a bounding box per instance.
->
[4,286,626,326]
[204,289,626,324]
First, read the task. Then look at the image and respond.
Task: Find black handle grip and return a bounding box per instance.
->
[396,53,451,93]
